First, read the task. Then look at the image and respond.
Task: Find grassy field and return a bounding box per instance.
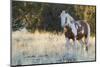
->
[11,28,95,65]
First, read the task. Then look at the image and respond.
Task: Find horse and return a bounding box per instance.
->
[60,10,90,51]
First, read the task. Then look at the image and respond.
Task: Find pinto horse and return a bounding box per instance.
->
[60,10,90,51]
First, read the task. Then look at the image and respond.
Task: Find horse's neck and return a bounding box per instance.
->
[66,14,75,26]
[67,13,74,21]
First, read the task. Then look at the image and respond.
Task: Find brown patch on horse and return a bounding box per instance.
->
[64,20,88,41]
[79,20,88,38]
[64,26,75,40]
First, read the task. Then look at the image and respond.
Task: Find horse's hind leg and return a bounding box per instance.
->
[85,37,90,51]
[79,39,84,48]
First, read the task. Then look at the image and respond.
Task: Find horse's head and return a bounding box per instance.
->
[60,10,74,28]
[60,10,67,28]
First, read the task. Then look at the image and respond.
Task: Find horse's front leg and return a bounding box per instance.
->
[73,37,78,55]
[74,37,77,49]
[66,37,70,49]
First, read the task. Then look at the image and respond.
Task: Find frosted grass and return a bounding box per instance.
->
[11,29,95,65]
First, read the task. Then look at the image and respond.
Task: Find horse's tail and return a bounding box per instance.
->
[86,22,90,39]
[85,22,90,51]
[83,20,90,38]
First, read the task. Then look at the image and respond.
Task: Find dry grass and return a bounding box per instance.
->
[11,29,95,65]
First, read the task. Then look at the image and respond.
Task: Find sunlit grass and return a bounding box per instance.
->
[12,29,95,65]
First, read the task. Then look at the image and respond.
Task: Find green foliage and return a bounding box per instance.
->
[12,1,96,35]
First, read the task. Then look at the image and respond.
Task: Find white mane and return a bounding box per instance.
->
[60,10,74,28]
[60,10,77,36]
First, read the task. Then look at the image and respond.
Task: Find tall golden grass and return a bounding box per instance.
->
[12,29,95,65]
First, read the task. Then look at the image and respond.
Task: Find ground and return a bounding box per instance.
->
[11,29,95,65]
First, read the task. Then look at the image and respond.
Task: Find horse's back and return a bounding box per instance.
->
[78,20,89,38]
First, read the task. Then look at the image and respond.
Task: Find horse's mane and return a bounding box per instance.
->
[76,20,87,23]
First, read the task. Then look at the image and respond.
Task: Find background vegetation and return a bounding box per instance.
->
[12,1,96,35]
[12,1,96,65]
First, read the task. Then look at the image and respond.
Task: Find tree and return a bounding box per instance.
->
[12,1,96,35]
